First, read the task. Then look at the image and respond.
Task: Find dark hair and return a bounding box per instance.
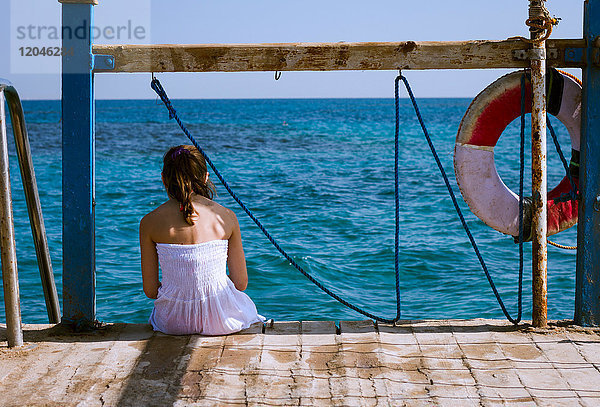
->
[162,145,216,225]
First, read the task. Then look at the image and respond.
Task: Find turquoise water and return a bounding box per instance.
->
[0,97,578,324]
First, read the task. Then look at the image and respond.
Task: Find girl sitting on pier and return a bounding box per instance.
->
[139,145,265,335]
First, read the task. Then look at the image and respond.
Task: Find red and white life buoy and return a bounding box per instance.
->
[454,69,581,238]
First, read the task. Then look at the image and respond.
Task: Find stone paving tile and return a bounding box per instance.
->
[492,328,581,405]
[120,332,191,406]
[338,320,392,401]
[247,321,300,404]
[56,342,119,405]
[89,324,154,406]
[531,332,600,404]
[32,342,95,405]
[295,321,338,404]
[413,321,481,405]
[2,334,100,406]
[183,323,263,405]
[566,330,600,365]
[451,323,536,406]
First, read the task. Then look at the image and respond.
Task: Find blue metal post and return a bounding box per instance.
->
[60,0,96,325]
[575,0,600,326]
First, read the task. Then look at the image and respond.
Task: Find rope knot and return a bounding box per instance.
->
[151,78,176,119]
[507,8,559,45]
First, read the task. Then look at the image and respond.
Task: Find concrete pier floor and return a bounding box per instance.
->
[2,319,600,406]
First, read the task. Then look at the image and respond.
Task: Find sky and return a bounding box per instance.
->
[0,0,586,100]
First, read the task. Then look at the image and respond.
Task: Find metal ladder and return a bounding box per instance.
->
[0,79,60,348]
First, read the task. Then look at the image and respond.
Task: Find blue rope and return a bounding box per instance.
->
[398,74,523,325]
[547,117,578,203]
[151,77,402,323]
[394,76,402,320]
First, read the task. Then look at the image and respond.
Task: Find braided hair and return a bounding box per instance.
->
[162,145,216,225]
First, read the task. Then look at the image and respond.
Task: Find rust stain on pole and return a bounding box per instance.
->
[530,0,549,328]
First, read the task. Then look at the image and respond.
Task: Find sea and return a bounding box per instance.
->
[0,97,579,324]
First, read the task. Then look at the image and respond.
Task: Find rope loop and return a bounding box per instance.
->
[151,76,402,324]
[545,95,578,249]
[395,73,524,325]
[547,115,579,204]
[508,15,559,45]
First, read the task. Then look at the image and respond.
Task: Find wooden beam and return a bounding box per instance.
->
[93,39,585,73]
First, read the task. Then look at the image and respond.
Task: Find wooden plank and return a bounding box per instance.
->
[92,39,585,73]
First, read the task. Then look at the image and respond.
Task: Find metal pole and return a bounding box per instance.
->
[60,0,97,326]
[0,89,23,347]
[529,0,548,328]
[3,85,60,323]
[575,0,600,326]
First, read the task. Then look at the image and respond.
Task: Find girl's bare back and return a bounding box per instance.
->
[143,196,234,245]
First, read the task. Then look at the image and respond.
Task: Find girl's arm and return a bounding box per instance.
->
[227,212,248,291]
[140,214,160,299]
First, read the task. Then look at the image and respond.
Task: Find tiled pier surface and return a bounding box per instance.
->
[2,320,600,406]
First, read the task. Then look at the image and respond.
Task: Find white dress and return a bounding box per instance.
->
[149,240,265,335]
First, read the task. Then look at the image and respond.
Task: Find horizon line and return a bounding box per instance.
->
[20,96,476,102]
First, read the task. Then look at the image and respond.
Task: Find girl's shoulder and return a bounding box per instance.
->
[196,198,237,223]
[141,200,171,221]
[139,200,176,233]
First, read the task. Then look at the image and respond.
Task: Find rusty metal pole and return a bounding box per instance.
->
[0,89,23,347]
[529,0,548,328]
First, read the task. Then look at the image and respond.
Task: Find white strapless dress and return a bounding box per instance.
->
[149,240,265,335]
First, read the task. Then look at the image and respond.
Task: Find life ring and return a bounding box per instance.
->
[454,69,581,238]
